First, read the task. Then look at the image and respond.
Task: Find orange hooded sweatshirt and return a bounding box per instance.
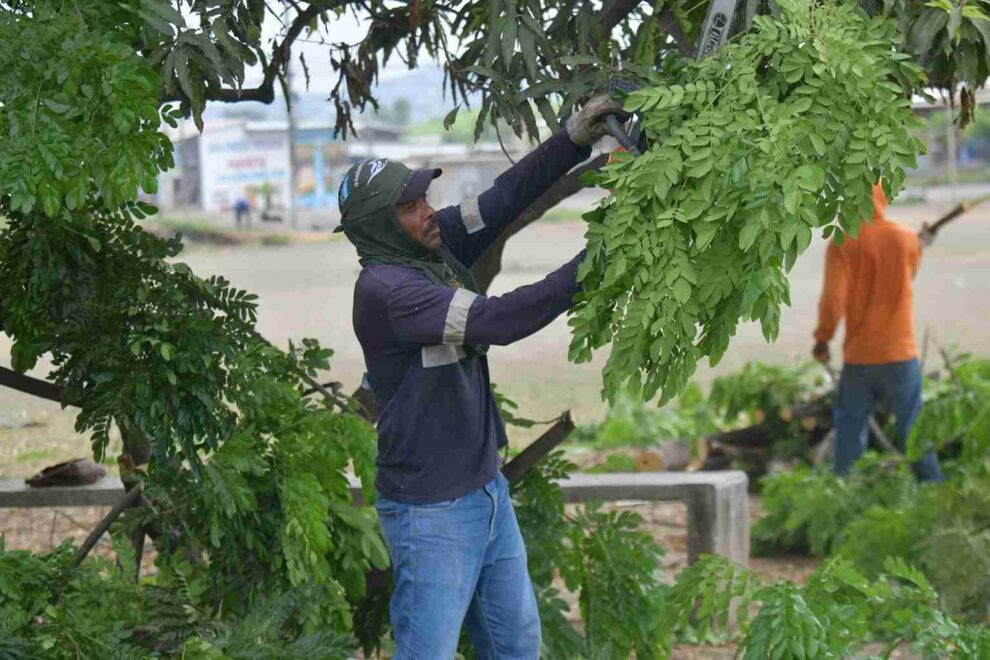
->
[813,183,921,365]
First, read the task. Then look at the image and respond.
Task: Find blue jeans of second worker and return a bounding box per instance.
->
[834,358,944,482]
[375,473,540,659]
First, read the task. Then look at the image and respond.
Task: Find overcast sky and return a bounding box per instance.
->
[246,5,442,97]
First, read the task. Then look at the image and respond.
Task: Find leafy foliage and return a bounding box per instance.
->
[709,361,822,425]
[5,0,987,142]
[756,455,990,619]
[754,354,990,618]
[908,353,990,463]
[665,553,990,658]
[0,5,387,653]
[458,0,990,141]
[0,538,357,659]
[511,451,669,658]
[569,0,925,402]
[0,6,174,218]
[753,454,917,556]
[3,0,988,655]
[573,383,718,449]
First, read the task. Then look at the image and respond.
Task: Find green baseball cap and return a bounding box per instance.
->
[334,159,441,232]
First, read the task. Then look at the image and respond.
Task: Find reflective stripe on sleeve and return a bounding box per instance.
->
[442,288,478,345]
[460,196,485,234]
[421,345,468,368]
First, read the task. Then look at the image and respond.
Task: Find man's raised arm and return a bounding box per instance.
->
[437,97,624,268]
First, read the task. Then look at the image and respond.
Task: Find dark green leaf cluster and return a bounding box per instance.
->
[569,0,925,403]
[908,353,990,464]
[891,0,990,123]
[0,6,389,651]
[664,553,990,658]
[756,455,990,619]
[0,538,357,659]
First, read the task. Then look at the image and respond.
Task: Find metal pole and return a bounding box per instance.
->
[286,63,299,229]
[946,103,959,204]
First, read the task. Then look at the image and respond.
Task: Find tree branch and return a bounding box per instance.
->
[0,365,64,405]
[74,486,144,567]
[163,2,340,106]
[502,411,575,482]
[599,0,645,32]
[472,153,608,292]
[659,7,693,57]
[598,1,693,57]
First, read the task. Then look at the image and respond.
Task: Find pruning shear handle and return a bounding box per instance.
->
[605,114,640,155]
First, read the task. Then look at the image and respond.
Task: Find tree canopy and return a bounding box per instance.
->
[7,0,979,137]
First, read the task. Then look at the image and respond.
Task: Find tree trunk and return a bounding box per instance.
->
[635,439,699,471]
[501,412,575,482]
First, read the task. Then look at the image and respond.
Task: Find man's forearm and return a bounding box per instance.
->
[463,251,584,347]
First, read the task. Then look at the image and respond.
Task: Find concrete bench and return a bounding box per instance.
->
[558,471,749,566]
[0,470,749,566]
[0,476,128,508]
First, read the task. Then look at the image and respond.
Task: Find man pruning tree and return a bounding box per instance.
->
[337,97,622,658]
[812,182,944,482]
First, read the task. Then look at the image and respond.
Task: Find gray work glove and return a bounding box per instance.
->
[565,95,629,147]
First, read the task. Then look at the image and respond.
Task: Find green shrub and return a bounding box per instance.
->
[664,554,990,658]
[753,454,916,556]
[574,383,717,449]
[512,451,668,658]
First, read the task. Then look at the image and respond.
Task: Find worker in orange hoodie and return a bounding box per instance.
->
[812,182,944,482]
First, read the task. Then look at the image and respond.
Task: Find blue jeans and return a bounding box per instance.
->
[375,474,540,659]
[834,358,944,482]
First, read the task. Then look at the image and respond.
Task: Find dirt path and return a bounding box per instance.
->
[1,197,988,475]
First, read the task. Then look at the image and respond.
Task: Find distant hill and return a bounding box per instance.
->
[371,67,480,122]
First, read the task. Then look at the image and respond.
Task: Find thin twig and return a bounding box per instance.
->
[938,343,963,390]
[493,119,518,165]
[48,510,57,547]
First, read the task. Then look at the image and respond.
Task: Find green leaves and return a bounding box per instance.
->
[0,8,172,215]
[0,6,389,650]
[794,164,826,192]
[908,354,990,464]
[570,0,924,403]
[667,552,990,659]
[512,452,667,657]
[442,105,460,130]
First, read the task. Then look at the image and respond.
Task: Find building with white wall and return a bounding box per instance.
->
[157,119,521,219]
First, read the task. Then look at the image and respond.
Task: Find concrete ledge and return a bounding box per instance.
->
[0,476,129,508]
[0,476,371,509]
[559,471,749,566]
[1,470,750,566]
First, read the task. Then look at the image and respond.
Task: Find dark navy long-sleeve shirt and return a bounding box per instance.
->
[353,130,591,503]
